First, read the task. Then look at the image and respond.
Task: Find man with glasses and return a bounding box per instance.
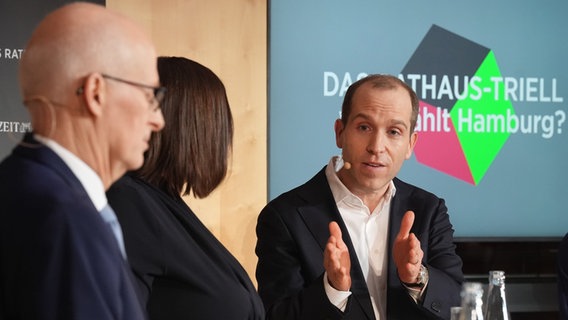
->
[0,2,164,319]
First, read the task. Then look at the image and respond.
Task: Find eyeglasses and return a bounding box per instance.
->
[76,73,166,111]
[101,74,166,111]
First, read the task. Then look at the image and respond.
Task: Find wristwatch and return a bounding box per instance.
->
[403,264,428,288]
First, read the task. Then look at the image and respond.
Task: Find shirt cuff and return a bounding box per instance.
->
[323,272,352,311]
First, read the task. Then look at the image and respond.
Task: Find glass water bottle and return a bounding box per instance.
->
[459,282,484,320]
[483,270,510,320]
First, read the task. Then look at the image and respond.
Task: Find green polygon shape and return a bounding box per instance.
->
[449,51,514,185]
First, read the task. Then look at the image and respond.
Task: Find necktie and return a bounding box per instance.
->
[99,204,126,259]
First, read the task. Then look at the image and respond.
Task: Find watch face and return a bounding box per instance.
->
[418,272,425,284]
[418,265,428,285]
[403,265,428,287]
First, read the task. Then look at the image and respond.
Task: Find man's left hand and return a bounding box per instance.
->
[393,210,424,284]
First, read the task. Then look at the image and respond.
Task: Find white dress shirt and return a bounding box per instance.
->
[323,156,394,319]
[34,135,127,258]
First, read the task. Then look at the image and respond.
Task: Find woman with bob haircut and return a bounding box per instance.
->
[107,56,265,320]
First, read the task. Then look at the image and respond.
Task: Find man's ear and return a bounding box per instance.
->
[334,118,345,148]
[406,131,418,159]
[78,73,106,116]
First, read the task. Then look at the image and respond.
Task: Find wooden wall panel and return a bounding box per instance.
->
[107,0,267,284]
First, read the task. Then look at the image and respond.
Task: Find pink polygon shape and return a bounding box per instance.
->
[414,102,475,185]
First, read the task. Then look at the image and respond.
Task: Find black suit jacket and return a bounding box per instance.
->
[255,167,463,320]
[107,174,265,320]
[557,233,568,320]
[0,133,145,320]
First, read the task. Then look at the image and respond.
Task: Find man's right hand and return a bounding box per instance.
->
[323,221,351,291]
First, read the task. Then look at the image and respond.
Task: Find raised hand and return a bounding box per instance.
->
[323,221,351,291]
[393,211,423,284]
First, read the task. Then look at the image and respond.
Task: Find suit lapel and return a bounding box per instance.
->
[16,133,88,193]
[387,179,410,286]
[297,168,375,319]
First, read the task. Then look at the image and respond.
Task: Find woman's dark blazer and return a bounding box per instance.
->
[107,174,265,320]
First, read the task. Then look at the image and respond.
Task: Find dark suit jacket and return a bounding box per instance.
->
[0,133,145,320]
[255,167,463,320]
[107,174,265,320]
[557,233,568,320]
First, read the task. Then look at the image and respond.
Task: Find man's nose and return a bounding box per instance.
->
[367,132,386,154]
[151,109,165,131]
